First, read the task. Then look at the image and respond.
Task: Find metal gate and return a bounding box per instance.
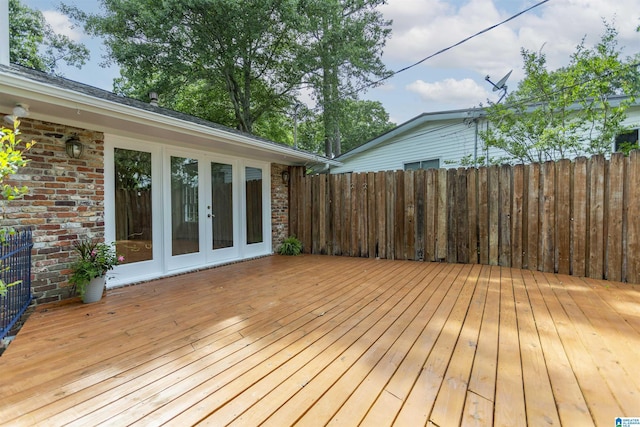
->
[0,229,33,339]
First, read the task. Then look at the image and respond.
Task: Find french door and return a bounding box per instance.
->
[166,151,269,271]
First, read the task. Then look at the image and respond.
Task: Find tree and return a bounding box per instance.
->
[297,0,391,157]
[480,24,640,164]
[296,99,395,154]
[338,99,395,152]
[63,0,303,135]
[9,0,88,74]
[63,1,392,152]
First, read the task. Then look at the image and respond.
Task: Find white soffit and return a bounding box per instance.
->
[0,67,339,166]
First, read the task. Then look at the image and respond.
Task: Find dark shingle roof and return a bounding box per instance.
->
[1,63,323,158]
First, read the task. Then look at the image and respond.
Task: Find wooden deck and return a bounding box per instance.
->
[1,255,639,426]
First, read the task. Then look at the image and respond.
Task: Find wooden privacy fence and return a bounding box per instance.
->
[289,151,640,283]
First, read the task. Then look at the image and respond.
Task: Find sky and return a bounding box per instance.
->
[20,0,640,125]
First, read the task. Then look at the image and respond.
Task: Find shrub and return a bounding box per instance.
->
[278,236,303,256]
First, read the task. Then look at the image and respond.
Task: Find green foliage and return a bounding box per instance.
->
[0,120,34,296]
[337,99,396,153]
[69,239,124,296]
[480,23,640,164]
[297,99,396,154]
[62,0,391,152]
[9,0,89,74]
[63,0,302,134]
[0,121,32,201]
[278,236,303,256]
[296,0,392,157]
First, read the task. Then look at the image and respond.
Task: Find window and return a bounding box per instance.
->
[171,156,200,256]
[404,159,440,171]
[211,162,234,250]
[245,166,263,244]
[615,129,638,152]
[114,148,153,264]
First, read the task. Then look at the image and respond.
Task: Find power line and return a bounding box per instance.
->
[346,0,552,98]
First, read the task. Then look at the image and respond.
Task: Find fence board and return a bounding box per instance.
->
[405,171,416,260]
[478,167,489,265]
[319,174,328,254]
[386,171,395,259]
[572,158,588,277]
[351,173,361,257]
[292,151,640,284]
[415,170,426,261]
[311,175,321,254]
[488,166,499,265]
[359,173,367,257]
[437,169,448,260]
[367,173,377,258]
[330,174,341,255]
[376,172,386,259]
[351,173,359,257]
[606,153,624,281]
[457,169,469,264]
[425,169,437,262]
[447,168,458,263]
[541,161,555,272]
[626,152,640,282]
[467,168,478,264]
[512,165,524,269]
[556,160,571,275]
[343,174,352,256]
[588,155,605,279]
[395,171,406,260]
[527,163,540,271]
[499,164,512,267]
[622,156,630,282]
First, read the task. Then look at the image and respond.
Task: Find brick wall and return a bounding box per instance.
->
[2,117,105,305]
[3,117,293,306]
[271,163,290,251]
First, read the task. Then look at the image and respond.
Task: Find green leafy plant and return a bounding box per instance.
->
[0,120,34,296]
[278,236,303,256]
[69,239,124,296]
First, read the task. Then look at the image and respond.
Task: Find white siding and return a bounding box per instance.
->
[331,106,640,174]
[331,118,506,173]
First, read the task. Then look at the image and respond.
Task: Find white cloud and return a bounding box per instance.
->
[381,0,640,78]
[42,10,84,42]
[406,78,492,107]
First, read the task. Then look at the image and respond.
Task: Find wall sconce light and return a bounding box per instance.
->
[3,103,29,125]
[281,169,290,185]
[65,135,83,159]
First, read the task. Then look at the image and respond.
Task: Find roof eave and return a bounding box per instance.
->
[0,66,340,166]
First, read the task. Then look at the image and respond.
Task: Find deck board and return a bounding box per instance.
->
[1,255,639,426]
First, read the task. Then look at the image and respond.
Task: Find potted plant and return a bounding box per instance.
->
[69,239,124,303]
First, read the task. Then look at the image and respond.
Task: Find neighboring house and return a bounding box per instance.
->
[0,63,337,305]
[330,99,640,174]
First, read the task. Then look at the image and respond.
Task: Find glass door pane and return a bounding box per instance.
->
[171,156,200,256]
[245,166,263,244]
[211,162,233,250]
[114,148,153,264]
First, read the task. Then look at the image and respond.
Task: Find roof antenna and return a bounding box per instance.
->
[485,70,512,103]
